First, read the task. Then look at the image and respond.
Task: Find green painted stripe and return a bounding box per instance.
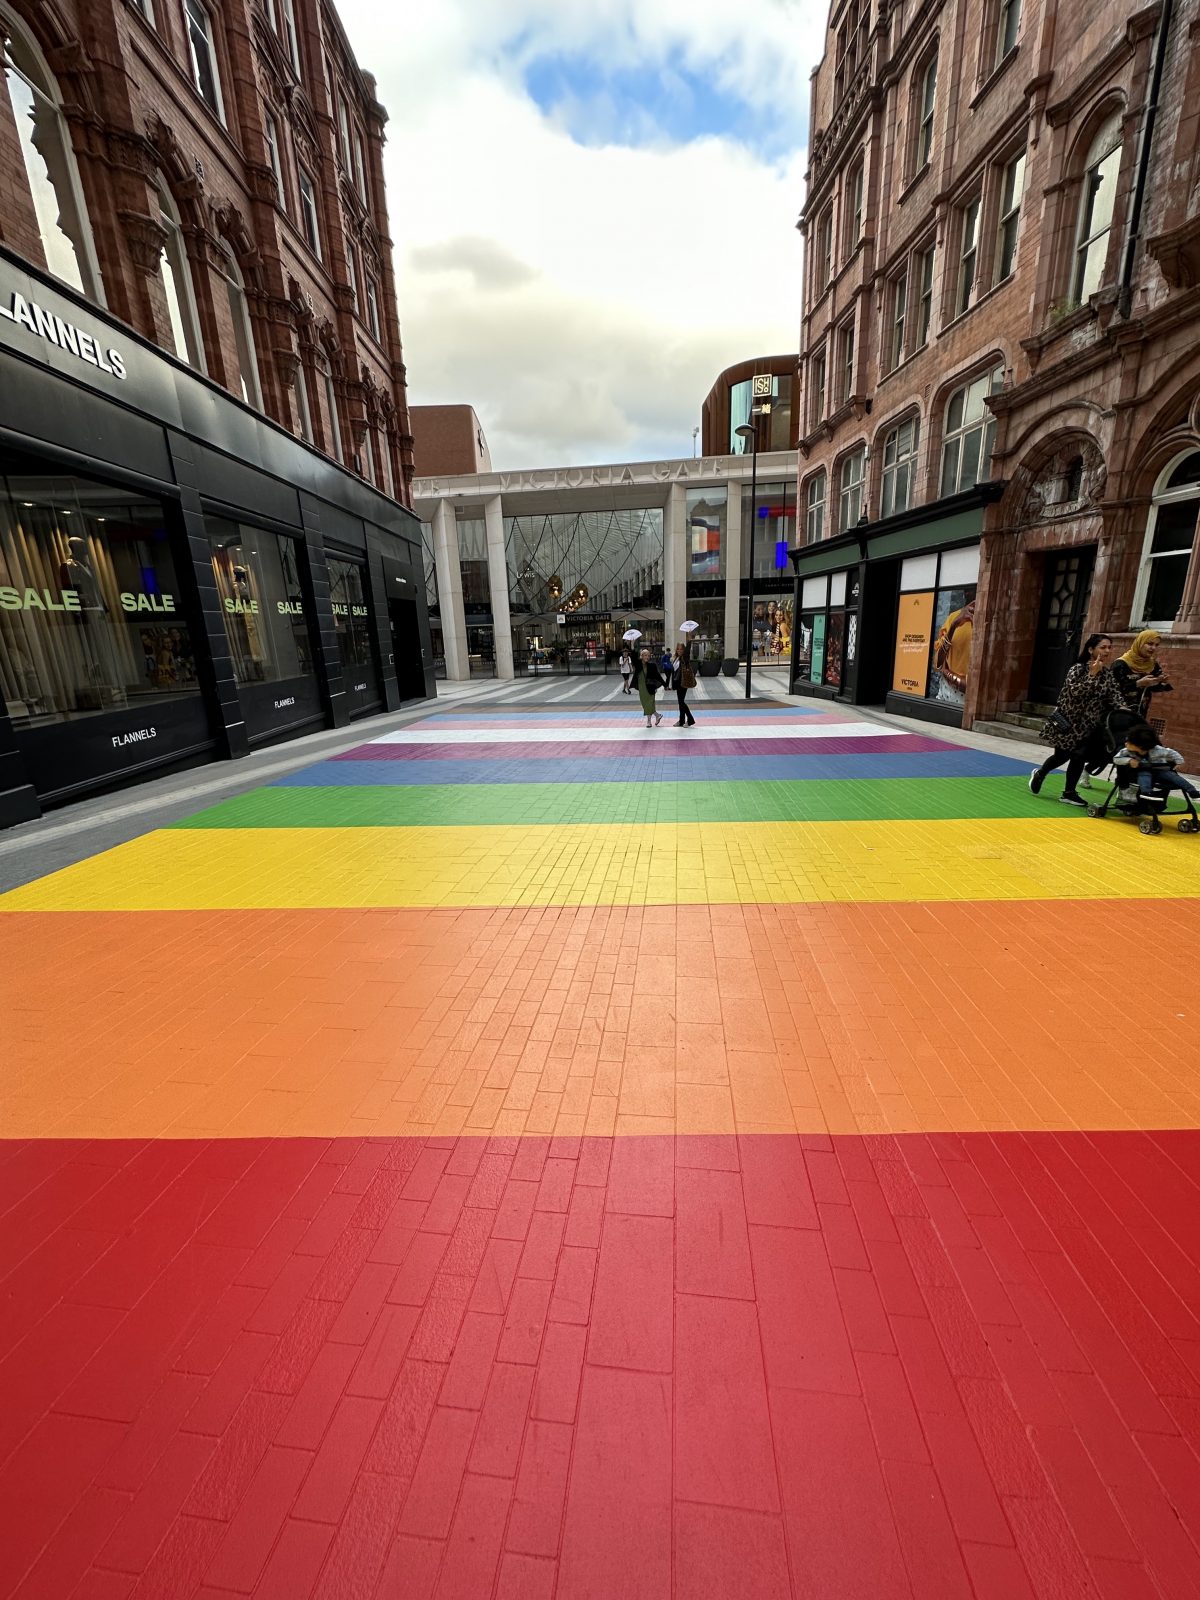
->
[176,777,1077,829]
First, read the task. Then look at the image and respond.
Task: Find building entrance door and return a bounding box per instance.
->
[1028,547,1095,705]
[388,597,427,701]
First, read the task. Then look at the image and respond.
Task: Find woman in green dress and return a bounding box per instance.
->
[629,647,664,727]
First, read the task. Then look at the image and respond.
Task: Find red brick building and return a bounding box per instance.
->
[0,0,432,829]
[790,0,1200,753]
[0,0,413,499]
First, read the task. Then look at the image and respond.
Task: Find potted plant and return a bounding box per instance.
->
[699,646,722,677]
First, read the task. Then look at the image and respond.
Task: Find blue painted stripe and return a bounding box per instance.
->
[275,750,1033,787]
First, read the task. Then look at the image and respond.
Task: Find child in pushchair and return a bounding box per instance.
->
[1086,711,1200,834]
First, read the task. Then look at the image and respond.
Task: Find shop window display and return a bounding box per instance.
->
[328,555,379,700]
[746,596,793,662]
[891,545,980,706]
[207,517,314,685]
[0,468,199,729]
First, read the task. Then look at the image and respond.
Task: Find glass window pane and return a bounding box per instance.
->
[0,469,199,728]
[208,519,315,685]
[1142,553,1188,624]
[1150,501,1199,553]
[941,436,961,497]
[959,426,983,488]
[688,488,726,580]
[2,39,91,294]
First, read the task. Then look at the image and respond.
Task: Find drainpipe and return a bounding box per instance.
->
[1118,0,1173,318]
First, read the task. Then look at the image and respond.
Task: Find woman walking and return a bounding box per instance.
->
[629,647,664,727]
[1029,633,1125,805]
[670,642,696,727]
[619,648,633,694]
[1111,630,1173,718]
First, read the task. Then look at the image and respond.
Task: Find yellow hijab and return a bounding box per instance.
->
[1120,630,1161,675]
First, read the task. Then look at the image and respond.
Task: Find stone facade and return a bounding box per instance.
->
[0,0,414,502]
[798,0,1200,751]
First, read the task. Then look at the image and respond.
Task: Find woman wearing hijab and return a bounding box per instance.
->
[1111,630,1173,718]
[1029,633,1126,806]
[629,647,664,727]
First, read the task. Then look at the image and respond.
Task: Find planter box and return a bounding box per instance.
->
[698,659,721,677]
[720,658,739,676]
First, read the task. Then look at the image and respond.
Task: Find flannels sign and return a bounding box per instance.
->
[0,289,128,380]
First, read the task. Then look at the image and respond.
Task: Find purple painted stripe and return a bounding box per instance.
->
[332,733,958,761]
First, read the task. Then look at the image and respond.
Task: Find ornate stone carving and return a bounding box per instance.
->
[1019,439,1106,521]
[117,209,169,274]
[104,127,157,181]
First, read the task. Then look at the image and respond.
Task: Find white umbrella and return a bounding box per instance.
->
[622,628,642,641]
[679,620,699,633]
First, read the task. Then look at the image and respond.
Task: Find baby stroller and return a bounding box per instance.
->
[1085,709,1200,835]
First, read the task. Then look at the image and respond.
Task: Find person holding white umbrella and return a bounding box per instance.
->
[671,621,699,727]
[625,629,664,727]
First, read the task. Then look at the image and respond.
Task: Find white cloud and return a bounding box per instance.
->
[335,0,827,469]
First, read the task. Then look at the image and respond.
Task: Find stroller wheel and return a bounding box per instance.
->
[1179,817,1200,834]
[1138,818,1158,835]
[1086,804,1101,818]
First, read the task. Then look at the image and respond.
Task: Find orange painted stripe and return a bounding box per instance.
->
[3,901,1197,1140]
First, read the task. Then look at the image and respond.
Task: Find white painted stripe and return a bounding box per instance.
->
[371,722,896,746]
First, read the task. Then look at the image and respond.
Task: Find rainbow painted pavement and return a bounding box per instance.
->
[3,699,1200,1600]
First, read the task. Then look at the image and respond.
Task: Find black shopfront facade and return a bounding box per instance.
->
[0,249,434,830]
[787,486,1002,728]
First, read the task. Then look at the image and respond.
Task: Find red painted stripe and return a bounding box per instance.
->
[2,1130,1199,1599]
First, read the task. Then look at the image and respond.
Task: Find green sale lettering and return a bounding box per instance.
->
[120,592,175,613]
[0,586,81,612]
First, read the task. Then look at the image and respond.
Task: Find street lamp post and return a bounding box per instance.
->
[735,412,765,699]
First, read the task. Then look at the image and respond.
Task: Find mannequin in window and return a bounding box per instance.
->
[59,531,124,708]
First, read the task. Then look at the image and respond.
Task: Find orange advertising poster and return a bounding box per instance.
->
[892,591,934,696]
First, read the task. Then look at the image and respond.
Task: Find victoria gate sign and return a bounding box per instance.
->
[0,288,128,380]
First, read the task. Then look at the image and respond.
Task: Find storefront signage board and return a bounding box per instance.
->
[892,591,934,696]
[15,698,213,801]
[810,613,826,684]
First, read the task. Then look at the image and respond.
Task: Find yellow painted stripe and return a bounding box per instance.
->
[3,817,1199,911]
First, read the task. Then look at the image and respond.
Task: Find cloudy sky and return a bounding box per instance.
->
[335,0,825,470]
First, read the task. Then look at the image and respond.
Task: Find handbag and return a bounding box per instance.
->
[1044,708,1073,741]
[681,666,697,690]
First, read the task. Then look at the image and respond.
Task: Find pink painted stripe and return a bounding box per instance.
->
[333,733,957,761]
[419,713,851,730]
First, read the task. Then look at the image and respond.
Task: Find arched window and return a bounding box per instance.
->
[881,416,919,517]
[1073,111,1122,303]
[1133,452,1200,629]
[217,249,261,407]
[838,447,866,532]
[156,184,205,369]
[940,365,1003,496]
[1,8,101,297]
[805,471,826,543]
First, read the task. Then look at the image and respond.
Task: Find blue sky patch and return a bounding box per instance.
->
[523,52,783,154]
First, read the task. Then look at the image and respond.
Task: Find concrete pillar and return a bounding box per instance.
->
[483,494,515,679]
[723,475,743,659]
[432,498,469,681]
[665,483,687,644]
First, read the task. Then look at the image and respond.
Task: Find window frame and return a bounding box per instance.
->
[294,358,314,443]
[940,364,1004,498]
[264,111,287,210]
[816,206,834,291]
[805,471,827,543]
[844,157,865,255]
[277,0,301,76]
[956,194,982,315]
[808,344,827,431]
[1072,112,1123,305]
[915,243,935,347]
[297,167,321,259]
[888,269,908,372]
[880,414,920,518]
[915,53,937,173]
[157,181,206,371]
[838,446,867,533]
[997,0,1021,63]
[323,366,343,462]
[994,148,1026,283]
[336,94,353,173]
[1,11,105,301]
[1131,452,1200,631]
[182,0,225,123]
[364,276,381,342]
[219,249,262,409]
[837,315,855,406]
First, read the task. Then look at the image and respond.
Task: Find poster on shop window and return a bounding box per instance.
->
[930,584,977,706]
